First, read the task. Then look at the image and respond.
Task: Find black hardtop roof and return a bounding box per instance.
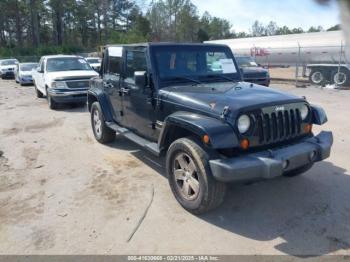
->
[104,42,229,48]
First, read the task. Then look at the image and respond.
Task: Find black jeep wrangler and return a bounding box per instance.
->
[88,43,333,214]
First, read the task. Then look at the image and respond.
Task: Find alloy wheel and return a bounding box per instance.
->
[173,152,200,200]
[93,109,102,137]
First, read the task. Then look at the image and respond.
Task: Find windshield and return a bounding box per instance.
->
[236,56,258,68]
[1,60,17,66]
[20,63,38,71]
[46,57,92,72]
[152,45,240,84]
[86,58,100,63]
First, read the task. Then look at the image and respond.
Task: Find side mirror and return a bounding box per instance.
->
[134,71,147,88]
[37,67,43,73]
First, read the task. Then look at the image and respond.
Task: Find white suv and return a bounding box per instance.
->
[32,55,98,109]
[86,57,101,71]
[0,59,19,79]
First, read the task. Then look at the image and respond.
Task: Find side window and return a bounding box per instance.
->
[107,56,122,75]
[125,50,147,84]
[105,46,123,76]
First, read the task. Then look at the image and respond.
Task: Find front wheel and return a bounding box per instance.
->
[90,102,115,143]
[34,82,43,98]
[47,92,58,109]
[166,137,226,214]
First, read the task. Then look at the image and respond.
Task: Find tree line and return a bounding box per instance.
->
[0,0,341,57]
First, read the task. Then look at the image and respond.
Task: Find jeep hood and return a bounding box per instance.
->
[160,82,304,119]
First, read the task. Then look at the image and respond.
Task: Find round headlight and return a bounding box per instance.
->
[300,105,309,120]
[237,114,251,134]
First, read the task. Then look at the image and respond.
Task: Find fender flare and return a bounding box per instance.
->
[311,105,328,125]
[87,88,114,122]
[158,111,239,150]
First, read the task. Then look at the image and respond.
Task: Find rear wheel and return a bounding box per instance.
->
[309,70,324,85]
[332,69,350,87]
[90,102,115,143]
[166,137,226,214]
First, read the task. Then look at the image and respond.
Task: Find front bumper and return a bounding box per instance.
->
[1,71,14,78]
[20,77,33,84]
[209,131,333,182]
[48,88,87,103]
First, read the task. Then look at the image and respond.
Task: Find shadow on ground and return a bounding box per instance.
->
[52,102,87,113]
[107,138,350,256]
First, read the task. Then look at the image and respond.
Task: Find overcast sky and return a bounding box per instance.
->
[177,0,340,33]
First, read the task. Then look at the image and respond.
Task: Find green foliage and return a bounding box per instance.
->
[0,45,85,60]
[308,26,324,32]
[327,24,341,31]
[0,0,341,58]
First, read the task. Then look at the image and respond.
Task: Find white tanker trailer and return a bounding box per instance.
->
[207,31,350,86]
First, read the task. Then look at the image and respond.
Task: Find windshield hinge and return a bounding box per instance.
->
[220,106,230,119]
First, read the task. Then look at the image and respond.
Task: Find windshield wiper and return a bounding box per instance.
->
[170,76,202,85]
[205,75,237,83]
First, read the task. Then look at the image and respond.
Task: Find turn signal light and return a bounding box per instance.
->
[203,135,210,144]
[240,138,250,150]
[304,124,312,133]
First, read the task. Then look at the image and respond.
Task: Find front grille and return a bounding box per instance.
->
[255,108,302,144]
[66,80,90,89]
[243,103,311,148]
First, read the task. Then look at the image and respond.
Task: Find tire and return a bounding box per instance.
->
[283,163,314,177]
[166,137,226,214]
[34,82,43,98]
[332,69,350,87]
[309,70,325,85]
[47,92,58,110]
[90,102,115,143]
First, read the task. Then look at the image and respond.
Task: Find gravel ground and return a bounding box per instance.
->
[0,79,350,255]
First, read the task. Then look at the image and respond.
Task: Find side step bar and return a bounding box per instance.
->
[106,121,160,156]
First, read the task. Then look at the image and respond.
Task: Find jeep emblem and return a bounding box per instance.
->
[275,106,285,111]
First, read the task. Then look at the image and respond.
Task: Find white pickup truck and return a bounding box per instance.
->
[32,55,98,109]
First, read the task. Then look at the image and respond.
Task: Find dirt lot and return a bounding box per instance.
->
[269,67,308,82]
[0,79,350,256]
